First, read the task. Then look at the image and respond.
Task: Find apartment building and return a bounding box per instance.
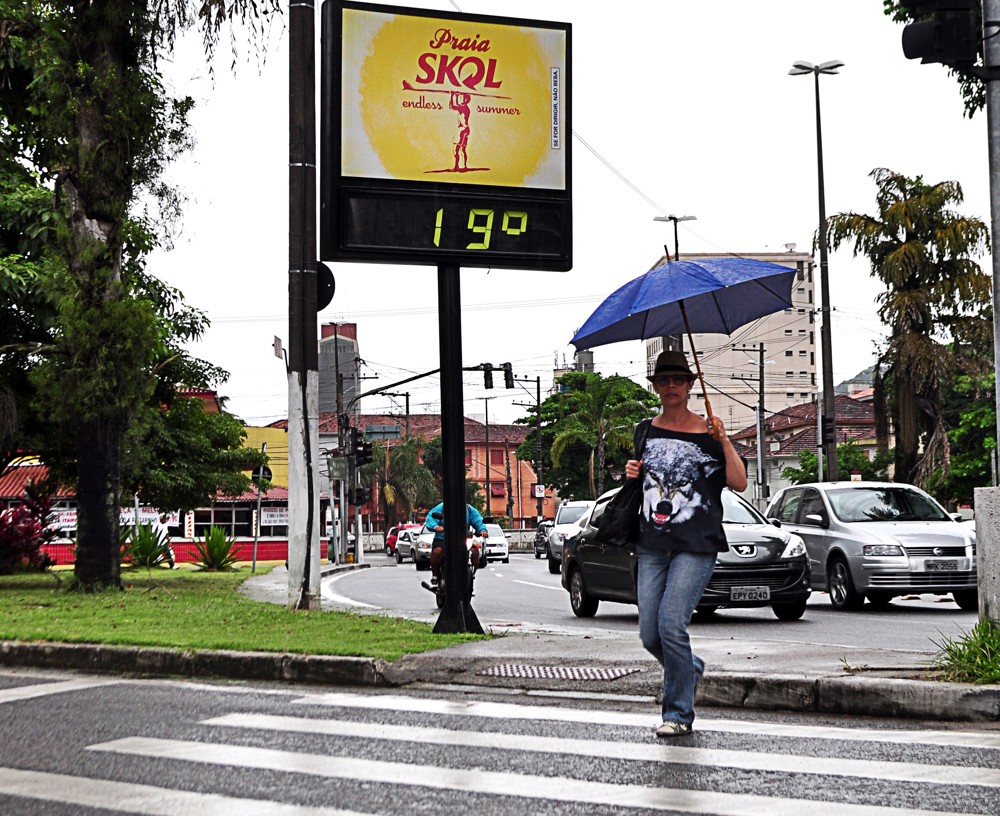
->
[645,251,818,434]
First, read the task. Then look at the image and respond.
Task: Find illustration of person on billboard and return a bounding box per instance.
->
[449,91,472,172]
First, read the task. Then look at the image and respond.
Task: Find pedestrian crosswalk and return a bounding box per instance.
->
[1,680,999,815]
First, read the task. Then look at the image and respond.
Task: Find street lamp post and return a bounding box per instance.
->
[653,214,697,261]
[789,59,842,482]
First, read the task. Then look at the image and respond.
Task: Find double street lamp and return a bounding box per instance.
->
[653,214,697,261]
[789,59,843,481]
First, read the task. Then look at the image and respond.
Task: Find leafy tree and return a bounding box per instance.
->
[927,371,996,505]
[359,437,437,528]
[421,434,480,509]
[0,1,277,590]
[883,2,984,119]
[516,371,658,500]
[826,168,991,487]
[782,442,892,486]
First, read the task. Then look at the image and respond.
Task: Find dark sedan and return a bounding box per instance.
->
[561,488,811,620]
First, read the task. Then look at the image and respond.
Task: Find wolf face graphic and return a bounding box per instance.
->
[642,439,721,527]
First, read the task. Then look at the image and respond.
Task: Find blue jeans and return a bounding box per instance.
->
[637,545,715,725]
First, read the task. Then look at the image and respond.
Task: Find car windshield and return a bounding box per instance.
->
[721,490,767,525]
[826,487,951,523]
[557,506,589,524]
[484,524,504,537]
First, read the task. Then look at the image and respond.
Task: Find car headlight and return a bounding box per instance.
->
[780,535,806,559]
[863,544,904,556]
[555,532,566,544]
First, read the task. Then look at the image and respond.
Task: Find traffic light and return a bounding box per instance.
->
[482,362,494,389]
[351,487,372,505]
[900,1,979,66]
[348,427,361,457]
[355,437,373,467]
[502,362,514,389]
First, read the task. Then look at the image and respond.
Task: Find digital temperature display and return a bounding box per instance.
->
[329,186,571,270]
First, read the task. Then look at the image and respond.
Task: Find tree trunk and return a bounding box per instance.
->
[73,416,123,589]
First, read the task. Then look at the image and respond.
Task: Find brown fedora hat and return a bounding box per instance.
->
[647,350,694,381]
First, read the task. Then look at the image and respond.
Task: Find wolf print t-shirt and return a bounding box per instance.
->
[636,424,728,554]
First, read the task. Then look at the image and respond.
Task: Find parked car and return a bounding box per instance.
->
[384,523,421,557]
[765,481,977,611]
[534,521,553,559]
[482,523,510,563]
[547,500,595,574]
[561,488,811,620]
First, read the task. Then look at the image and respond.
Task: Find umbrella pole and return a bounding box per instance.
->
[679,300,716,422]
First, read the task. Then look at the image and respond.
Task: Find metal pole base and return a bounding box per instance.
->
[433,601,485,634]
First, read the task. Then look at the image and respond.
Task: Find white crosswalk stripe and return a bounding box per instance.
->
[202,712,1000,789]
[0,767,372,816]
[0,677,122,705]
[87,735,977,816]
[294,690,1000,749]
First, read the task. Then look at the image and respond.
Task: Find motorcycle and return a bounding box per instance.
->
[420,516,485,609]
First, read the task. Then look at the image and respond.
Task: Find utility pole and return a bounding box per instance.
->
[514,375,545,520]
[733,343,767,509]
[483,398,490,519]
[287,0,320,609]
[504,438,514,522]
[976,0,1000,624]
[383,391,411,436]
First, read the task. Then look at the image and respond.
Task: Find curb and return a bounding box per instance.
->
[4,640,998,721]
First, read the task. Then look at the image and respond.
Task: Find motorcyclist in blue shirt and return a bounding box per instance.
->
[425,502,488,583]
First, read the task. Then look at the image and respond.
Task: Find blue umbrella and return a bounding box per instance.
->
[570,256,798,420]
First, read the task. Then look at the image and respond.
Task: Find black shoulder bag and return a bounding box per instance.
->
[595,418,651,547]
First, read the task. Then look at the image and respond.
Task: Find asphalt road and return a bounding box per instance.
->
[1,669,998,815]
[326,551,979,664]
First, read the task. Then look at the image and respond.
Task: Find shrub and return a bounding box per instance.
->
[193,525,239,571]
[0,480,57,574]
[123,524,171,569]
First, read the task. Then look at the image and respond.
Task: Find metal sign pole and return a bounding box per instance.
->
[434,264,483,634]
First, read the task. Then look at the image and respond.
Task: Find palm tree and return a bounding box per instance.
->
[826,168,991,485]
[361,437,437,528]
[549,373,655,499]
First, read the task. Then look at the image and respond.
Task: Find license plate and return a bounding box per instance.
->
[731,586,770,601]
[924,559,959,572]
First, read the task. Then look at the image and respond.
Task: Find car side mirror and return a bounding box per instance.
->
[768,517,782,528]
[950,513,964,523]
[804,513,828,528]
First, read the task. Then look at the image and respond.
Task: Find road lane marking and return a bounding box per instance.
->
[293,691,1000,750]
[0,767,372,816]
[513,579,564,591]
[87,737,975,816]
[203,712,1000,789]
[0,677,121,705]
[320,573,379,608]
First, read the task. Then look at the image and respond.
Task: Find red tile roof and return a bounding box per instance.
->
[0,464,72,501]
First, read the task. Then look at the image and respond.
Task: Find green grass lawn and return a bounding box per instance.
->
[0,565,485,662]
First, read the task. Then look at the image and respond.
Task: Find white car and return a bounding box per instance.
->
[546,500,595,574]
[482,523,510,563]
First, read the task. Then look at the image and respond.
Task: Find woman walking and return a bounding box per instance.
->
[625,350,747,737]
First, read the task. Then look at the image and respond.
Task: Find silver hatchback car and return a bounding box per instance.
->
[765,481,977,611]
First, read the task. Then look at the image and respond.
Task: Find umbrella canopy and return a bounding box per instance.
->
[570,257,798,351]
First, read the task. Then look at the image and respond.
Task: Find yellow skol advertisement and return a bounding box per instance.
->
[341,7,567,190]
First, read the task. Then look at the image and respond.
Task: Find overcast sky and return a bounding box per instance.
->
[151,0,992,427]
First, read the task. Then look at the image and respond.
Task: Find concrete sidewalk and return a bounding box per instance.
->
[2,562,999,722]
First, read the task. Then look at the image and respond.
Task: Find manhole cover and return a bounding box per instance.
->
[477,664,641,681]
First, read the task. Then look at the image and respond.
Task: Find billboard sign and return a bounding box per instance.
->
[321,1,572,270]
